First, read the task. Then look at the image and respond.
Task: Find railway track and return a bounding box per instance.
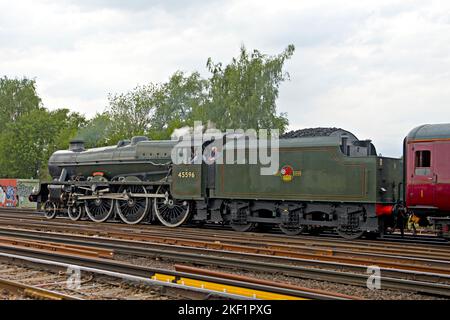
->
[0,208,448,246]
[0,208,449,299]
[0,225,449,280]
[0,262,175,300]
[0,242,352,300]
[0,213,449,275]
[0,275,81,300]
[0,259,192,300]
[0,224,448,297]
[0,209,448,256]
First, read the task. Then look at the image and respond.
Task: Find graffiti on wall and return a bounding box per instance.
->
[17,180,39,208]
[0,179,39,208]
[0,179,17,207]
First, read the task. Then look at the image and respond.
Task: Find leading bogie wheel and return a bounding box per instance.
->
[154,186,190,227]
[44,201,57,219]
[67,205,84,221]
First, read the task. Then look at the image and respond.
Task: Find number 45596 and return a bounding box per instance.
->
[178,171,196,179]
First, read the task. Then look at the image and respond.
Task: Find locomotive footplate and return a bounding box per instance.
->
[76,192,167,201]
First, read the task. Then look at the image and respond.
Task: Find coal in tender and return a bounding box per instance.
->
[281,127,343,139]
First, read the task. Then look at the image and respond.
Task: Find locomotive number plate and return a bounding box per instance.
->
[178,171,196,179]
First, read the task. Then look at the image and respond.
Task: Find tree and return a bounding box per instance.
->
[205,45,294,132]
[0,108,85,179]
[150,71,209,140]
[76,113,112,148]
[103,45,295,141]
[103,72,209,141]
[107,84,159,145]
[0,77,41,133]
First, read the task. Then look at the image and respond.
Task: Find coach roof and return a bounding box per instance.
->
[407,123,450,141]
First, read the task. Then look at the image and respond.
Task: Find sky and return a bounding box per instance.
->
[1,0,450,157]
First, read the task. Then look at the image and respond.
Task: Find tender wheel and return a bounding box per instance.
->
[337,210,366,240]
[230,222,256,232]
[154,186,190,227]
[337,228,365,240]
[44,201,57,219]
[115,185,149,225]
[279,224,305,236]
[228,205,255,232]
[85,197,114,223]
[67,206,83,221]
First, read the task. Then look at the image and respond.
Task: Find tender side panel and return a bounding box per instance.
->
[212,146,376,202]
[376,157,403,204]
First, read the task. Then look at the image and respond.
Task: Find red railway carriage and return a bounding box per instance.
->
[405,124,450,224]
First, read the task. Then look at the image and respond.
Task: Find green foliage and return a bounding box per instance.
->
[101,45,294,140]
[151,71,209,139]
[205,45,294,132]
[0,77,41,133]
[106,84,159,145]
[0,107,85,179]
[77,113,112,148]
[0,44,295,179]
[103,72,209,141]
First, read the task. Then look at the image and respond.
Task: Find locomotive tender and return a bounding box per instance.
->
[29,124,450,239]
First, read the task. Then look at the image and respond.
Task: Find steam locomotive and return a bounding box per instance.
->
[29,124,450,240]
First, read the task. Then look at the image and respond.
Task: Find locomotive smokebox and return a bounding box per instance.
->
[69,139,85,152]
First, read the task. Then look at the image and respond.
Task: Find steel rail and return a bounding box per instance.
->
[0,249,346,300]
[0,221,449,276]
[0,276,82,300]
[0,208,448,249]
[0,210,448,255]
[0,207,447,244]
[173,264,361,300]
[0,228,449,297]
[1,227,449,281]
[0,235,114,259]
[0,213,449,260]
[1,226,450,283]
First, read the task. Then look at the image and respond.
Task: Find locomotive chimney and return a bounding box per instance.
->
[69,139,85,152]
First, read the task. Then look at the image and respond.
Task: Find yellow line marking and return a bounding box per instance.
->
[177,277,308,300]
[153,273,176,282]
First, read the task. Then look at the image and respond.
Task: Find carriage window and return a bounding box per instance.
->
[415,150,431,175]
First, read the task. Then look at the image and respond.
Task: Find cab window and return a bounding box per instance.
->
[415,150,431,175]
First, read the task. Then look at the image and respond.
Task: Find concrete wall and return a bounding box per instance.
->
[0,179,39,208]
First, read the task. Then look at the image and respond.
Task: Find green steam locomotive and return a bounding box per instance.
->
[30,128,403,239]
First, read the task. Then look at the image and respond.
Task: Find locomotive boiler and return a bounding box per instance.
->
[33,136,181,225]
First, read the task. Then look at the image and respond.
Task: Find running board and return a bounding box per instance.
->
[77,193,166,201]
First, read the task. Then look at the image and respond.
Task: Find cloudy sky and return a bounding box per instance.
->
[1,0,449,156]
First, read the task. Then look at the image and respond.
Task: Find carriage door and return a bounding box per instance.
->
[411,145,436,207]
